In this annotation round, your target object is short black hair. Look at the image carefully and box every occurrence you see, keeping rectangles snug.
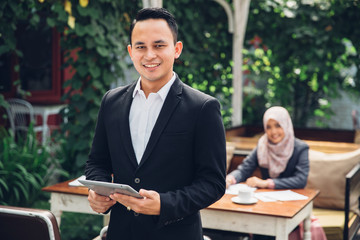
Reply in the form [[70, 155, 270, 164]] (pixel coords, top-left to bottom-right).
[[129, 8, 178, 45]]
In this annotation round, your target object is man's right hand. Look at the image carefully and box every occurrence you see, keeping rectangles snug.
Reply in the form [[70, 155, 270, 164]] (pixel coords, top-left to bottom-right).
[[88, 189, 116, 214]]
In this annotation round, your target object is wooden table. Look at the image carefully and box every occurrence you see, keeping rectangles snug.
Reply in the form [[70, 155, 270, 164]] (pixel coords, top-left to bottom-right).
[[42, 179, 109, 226], [43, 180, 318, 240], [201, 189, 319, 240]]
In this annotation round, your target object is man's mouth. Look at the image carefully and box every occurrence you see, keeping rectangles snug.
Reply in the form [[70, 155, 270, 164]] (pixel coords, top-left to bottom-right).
[[144, 64, 160, 68]]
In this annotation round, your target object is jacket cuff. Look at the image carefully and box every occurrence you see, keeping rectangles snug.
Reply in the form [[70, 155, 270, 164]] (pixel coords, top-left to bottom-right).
[[266, 179, 275, 189]]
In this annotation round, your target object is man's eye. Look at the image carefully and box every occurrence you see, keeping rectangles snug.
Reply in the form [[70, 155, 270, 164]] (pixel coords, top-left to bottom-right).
[[155, 44, 165, 48], [136, 46, 145, 49]]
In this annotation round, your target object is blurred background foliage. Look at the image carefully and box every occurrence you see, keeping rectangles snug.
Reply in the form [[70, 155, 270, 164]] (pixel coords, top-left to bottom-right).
[[1, 0, 360, 239], [0, 123, 66, 206], [245, 0, 360, 127], [1, 0, 359, 178]]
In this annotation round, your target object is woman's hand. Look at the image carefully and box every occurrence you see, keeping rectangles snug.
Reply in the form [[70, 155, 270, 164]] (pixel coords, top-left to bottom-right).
[[226, 175, 236, 189], [246, 176, 269, 188]]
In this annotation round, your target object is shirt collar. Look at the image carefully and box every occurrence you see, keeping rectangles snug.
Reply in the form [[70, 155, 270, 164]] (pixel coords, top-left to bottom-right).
[[132, 72, 176, 101]]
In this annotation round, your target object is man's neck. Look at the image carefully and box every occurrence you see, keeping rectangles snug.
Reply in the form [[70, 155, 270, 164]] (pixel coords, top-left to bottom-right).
[[140, 74, 174, 98]]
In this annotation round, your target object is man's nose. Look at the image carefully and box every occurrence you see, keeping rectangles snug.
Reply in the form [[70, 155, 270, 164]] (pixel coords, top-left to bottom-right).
[[145, 49, 156, 59]]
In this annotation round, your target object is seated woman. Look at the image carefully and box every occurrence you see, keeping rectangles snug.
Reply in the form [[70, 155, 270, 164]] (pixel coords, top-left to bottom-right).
[[226, 106, 309, 189]]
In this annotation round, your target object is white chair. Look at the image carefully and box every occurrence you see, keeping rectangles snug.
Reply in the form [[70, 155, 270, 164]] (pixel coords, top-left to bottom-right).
[[5, 98, 43, 139]]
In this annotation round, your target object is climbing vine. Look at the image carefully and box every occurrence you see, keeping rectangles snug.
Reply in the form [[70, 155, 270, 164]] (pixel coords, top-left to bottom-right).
[[1, 0, 360, 177]]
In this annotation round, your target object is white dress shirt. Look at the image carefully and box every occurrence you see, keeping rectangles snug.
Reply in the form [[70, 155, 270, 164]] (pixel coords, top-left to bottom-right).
[[129, 73, 176, 163]]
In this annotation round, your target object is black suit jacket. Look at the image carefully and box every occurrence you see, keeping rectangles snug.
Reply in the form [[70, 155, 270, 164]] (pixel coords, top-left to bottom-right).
[[85, 76, 226, 240]]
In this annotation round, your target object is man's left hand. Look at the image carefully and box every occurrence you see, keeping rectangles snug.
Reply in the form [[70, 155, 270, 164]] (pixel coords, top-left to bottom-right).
[[110, 189, 161, 215]]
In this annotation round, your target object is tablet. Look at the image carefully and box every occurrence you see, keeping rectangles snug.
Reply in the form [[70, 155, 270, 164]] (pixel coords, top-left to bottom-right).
[[78, 179, 143, 199]]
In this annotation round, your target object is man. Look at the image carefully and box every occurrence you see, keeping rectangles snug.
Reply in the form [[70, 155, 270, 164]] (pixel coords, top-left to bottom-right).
[[85, 7, 226, 240]]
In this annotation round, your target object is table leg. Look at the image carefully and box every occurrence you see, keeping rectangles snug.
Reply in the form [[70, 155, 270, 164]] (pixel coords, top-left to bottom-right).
[[303, 214, 311, 240], [50, 193, 63, 226], [275, 220, 288, 240], [103, 214, 110, 226]]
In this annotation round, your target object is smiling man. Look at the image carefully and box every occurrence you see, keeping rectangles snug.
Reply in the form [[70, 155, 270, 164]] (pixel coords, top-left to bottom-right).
[[85, 8, 226, 240]]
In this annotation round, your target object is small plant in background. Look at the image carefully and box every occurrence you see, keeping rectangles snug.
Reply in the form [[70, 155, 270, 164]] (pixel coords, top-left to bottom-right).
[[60, 212, 103, 240], [0, 123, 68, 207]]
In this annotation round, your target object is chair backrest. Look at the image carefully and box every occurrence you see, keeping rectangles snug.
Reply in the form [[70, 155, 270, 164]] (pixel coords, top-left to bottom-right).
[[0, 205, 61, 240], [6, 98, 35, 133], [344, 162, 360, 240]]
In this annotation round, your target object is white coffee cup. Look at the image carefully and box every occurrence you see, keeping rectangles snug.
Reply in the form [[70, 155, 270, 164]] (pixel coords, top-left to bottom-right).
[[237, 185, 255, 202]]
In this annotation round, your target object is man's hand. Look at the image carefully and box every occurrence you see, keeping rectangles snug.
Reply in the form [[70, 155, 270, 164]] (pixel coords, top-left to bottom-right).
[[88, 189, 116, 214], [110, 189, 161, 215]]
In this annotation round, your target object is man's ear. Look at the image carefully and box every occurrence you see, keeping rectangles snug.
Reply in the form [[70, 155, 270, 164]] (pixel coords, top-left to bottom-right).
[[127, 45, 132, 59], [174, 41, 183, 59]]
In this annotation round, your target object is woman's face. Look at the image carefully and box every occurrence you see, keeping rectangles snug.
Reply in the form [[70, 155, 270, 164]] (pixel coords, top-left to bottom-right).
[[265, 119, 285, 144]]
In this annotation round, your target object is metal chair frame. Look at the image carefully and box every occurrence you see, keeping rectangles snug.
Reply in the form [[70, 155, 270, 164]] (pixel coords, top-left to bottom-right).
[[5, 98, 43, 137]]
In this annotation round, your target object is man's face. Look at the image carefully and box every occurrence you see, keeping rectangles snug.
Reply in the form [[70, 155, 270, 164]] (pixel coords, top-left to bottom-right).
[[128, 19, 182, 87]]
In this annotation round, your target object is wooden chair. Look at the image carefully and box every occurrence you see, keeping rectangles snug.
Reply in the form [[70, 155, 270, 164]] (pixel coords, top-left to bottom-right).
[[0, 205, 61, 240], [344, 162, 360, 240]]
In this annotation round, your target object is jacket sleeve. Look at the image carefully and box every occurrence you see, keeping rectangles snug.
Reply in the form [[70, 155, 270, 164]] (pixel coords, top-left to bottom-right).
[[273, 142, 309, 189], [228, 148, 259, 183]]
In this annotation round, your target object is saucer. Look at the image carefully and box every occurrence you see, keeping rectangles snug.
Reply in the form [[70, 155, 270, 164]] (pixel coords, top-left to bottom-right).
[[231, 196, 258, 205]]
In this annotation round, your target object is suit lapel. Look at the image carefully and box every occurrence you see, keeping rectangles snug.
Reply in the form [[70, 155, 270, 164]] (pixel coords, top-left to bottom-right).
[[118, 83, 138, 168], [137, 77, 183, 169]]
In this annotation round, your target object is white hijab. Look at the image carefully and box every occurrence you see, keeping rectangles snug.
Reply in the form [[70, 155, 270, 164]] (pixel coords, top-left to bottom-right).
[[257, 106, 295, 178]]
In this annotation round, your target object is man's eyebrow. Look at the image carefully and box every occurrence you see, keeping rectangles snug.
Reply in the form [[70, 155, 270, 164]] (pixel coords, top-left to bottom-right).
[[154, 40, 166, 44], [134, 41, 145, 46], [133, 40, 168, 46]]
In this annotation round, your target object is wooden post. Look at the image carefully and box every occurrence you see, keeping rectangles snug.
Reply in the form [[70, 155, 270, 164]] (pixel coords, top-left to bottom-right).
[[142, 0, 163, 8], [232, 0, 250, 126]]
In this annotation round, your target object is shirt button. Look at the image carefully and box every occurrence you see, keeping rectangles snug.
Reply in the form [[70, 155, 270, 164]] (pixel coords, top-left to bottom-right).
[[134, 178, 140, 184]]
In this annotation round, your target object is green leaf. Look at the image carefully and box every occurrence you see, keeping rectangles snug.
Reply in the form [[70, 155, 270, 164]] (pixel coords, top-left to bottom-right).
[[14, 181, 29, 200], [85, 24, 96, 37], [75, 24, 87, 37], [103, 70, 116, 85], [92, 80, 104, 90], [89, 66, 101, 78], [75, 153, 88, 168], [0, 45, 10, 55], [89, 108, 99, 120], [0, 178, 9, 192], [30, 14, 40, 26], [85, 38, 96, 49], [77, 64, 88, 77], [96, 46, 109, 57], [47, 17, 56, 27]]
